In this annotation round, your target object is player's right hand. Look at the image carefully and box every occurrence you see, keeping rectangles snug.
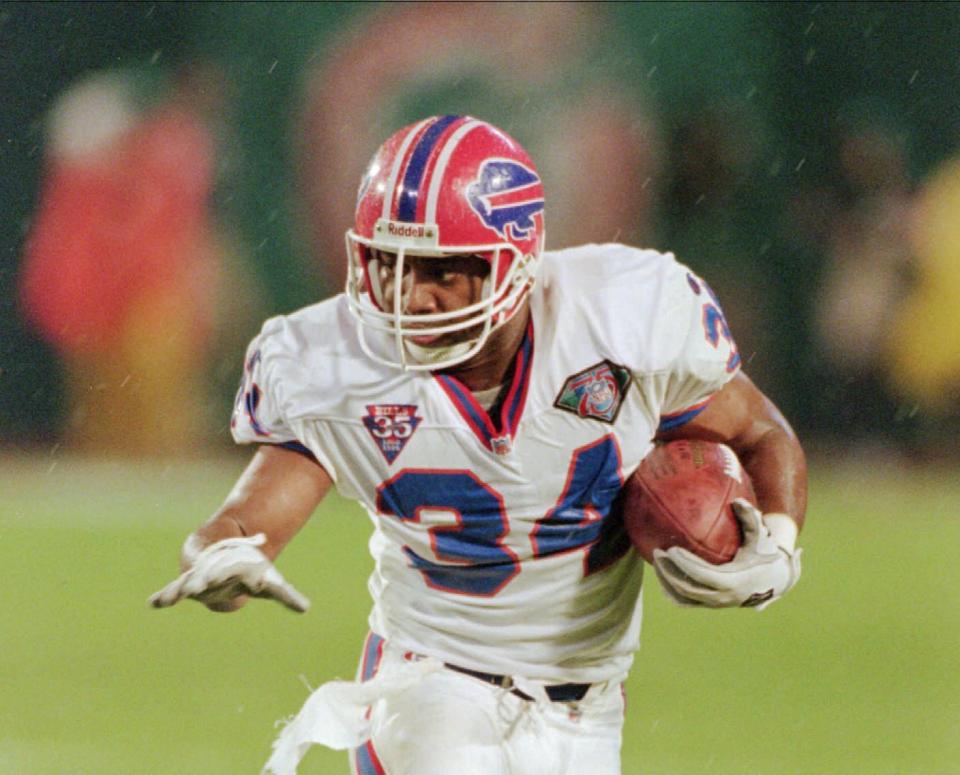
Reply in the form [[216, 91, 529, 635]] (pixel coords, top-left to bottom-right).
[[652, 500, 801, 610], [148, 533, 310, 613]]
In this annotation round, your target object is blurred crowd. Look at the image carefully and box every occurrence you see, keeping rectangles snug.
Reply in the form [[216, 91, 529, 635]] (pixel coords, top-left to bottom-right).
[[783, 110, 960, 456], [13, 4, 960, 459], [17, 63, 259, 455]]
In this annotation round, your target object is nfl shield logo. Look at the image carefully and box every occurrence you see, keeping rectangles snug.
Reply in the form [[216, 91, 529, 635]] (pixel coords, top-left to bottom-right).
[[554, 360, 632, 424]]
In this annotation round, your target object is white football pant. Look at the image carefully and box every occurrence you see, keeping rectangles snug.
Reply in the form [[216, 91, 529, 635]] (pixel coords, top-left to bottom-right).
[[350, 634, 626, 775]]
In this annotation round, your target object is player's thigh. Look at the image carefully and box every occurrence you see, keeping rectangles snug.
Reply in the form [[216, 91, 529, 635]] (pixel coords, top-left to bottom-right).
[[368, 669, 509, 775], [533, 684, 625, 775]]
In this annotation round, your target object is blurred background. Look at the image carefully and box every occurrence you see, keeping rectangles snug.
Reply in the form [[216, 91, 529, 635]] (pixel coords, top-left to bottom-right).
[[2, 3, 959, 774], [3, 1, 960, 457]]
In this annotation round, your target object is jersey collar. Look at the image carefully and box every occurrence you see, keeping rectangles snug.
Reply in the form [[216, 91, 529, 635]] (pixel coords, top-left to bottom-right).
[[433, 320, 534, 455]]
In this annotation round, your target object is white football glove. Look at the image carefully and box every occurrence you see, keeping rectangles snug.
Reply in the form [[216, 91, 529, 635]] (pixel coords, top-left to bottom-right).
[[653, 499, 801, 610], [149, 533, 310, 613]]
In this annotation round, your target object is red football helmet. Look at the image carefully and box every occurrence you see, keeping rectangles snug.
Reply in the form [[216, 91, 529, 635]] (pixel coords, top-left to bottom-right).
[[345, 115, 545, 370]]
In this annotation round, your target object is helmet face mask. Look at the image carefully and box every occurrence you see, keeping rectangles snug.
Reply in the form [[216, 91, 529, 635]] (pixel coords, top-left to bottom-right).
[[345, 116, 545, 371]]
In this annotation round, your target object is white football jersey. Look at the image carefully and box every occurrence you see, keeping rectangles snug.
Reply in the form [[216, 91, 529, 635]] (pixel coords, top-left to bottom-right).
[[232, 244, 740, 684]]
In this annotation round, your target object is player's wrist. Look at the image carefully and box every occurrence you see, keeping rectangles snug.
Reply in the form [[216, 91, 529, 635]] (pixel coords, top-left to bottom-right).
[[763, 513, 798, 553]]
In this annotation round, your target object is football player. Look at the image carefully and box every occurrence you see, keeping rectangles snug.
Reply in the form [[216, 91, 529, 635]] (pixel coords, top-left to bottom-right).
[[151, 115, 806, 775]]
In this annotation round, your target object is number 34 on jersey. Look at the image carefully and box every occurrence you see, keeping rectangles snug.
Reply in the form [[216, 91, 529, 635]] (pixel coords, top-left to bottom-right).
[[375, 434, 629, 597]]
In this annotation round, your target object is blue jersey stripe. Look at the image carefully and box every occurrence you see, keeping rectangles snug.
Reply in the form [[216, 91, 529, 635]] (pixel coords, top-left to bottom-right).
[[396, 114, 461, 222], [501, 323, 534, 433], [277, 440, 317, 463], [437, 374, 495, 444], [434, 321, 534, 452], [360, 632, 385, 681], [353, 633, 386, 774], [355, 740, 385, 775], [657, 399, 711, 432]]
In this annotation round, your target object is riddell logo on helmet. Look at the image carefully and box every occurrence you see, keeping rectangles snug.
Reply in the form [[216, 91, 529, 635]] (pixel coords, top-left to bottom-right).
[[387, 222, 427, 238], [374, 219, 440, 247]]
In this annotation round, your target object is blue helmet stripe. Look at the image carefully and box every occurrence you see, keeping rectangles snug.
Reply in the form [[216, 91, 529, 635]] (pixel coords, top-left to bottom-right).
[[396, 114, 461, 222]]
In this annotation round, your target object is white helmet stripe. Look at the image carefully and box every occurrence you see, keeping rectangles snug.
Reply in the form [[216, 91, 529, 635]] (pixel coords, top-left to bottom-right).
[[424, 119, 483, 225], [380, 118, 433, 221]]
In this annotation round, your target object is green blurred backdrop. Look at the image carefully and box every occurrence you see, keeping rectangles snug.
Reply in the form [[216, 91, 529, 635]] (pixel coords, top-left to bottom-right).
[[3, 1, 960, 450]]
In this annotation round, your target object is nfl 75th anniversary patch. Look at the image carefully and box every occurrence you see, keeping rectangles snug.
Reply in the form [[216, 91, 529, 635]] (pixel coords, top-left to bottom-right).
[[554, 360, 632, 424]]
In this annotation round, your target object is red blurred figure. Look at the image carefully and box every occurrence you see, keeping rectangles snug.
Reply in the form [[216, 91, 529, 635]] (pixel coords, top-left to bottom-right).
[[20, 67, 224, 454]]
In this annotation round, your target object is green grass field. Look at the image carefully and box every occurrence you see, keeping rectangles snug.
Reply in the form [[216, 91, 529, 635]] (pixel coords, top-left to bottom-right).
[[2, 454, 958, 774]]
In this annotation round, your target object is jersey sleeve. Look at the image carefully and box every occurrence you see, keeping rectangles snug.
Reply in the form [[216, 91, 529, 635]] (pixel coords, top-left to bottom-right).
[[230, 317, 338, 477], [230, 326, 295, 444], [657, 265, 741, 432]]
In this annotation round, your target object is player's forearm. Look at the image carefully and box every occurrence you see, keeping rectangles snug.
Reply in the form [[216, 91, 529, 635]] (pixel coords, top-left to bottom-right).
[[176, 497, 306, 614], [701, 372, 808, 530], [736, 422, 807, 531], [178, 445, 333, 573]]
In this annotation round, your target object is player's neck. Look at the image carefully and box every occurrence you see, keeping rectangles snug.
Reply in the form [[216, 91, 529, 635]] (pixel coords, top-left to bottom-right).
[[438, 304, 530, 392]]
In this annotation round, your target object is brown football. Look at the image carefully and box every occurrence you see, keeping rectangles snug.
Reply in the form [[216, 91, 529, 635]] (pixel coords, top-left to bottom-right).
[[623, 440, 757, 564]]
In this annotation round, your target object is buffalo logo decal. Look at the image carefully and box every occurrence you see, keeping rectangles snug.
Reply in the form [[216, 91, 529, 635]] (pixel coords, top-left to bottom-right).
[[466, 159, 544, 240], [554, 361, 632, 424]]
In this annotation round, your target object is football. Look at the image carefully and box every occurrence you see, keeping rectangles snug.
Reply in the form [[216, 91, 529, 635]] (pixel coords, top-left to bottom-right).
[[622, 439, 757, 564]]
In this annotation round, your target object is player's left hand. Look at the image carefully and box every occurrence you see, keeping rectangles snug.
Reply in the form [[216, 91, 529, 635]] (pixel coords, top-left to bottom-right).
[[652, 499, 801, 610], [149, 533, 310, 613]]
